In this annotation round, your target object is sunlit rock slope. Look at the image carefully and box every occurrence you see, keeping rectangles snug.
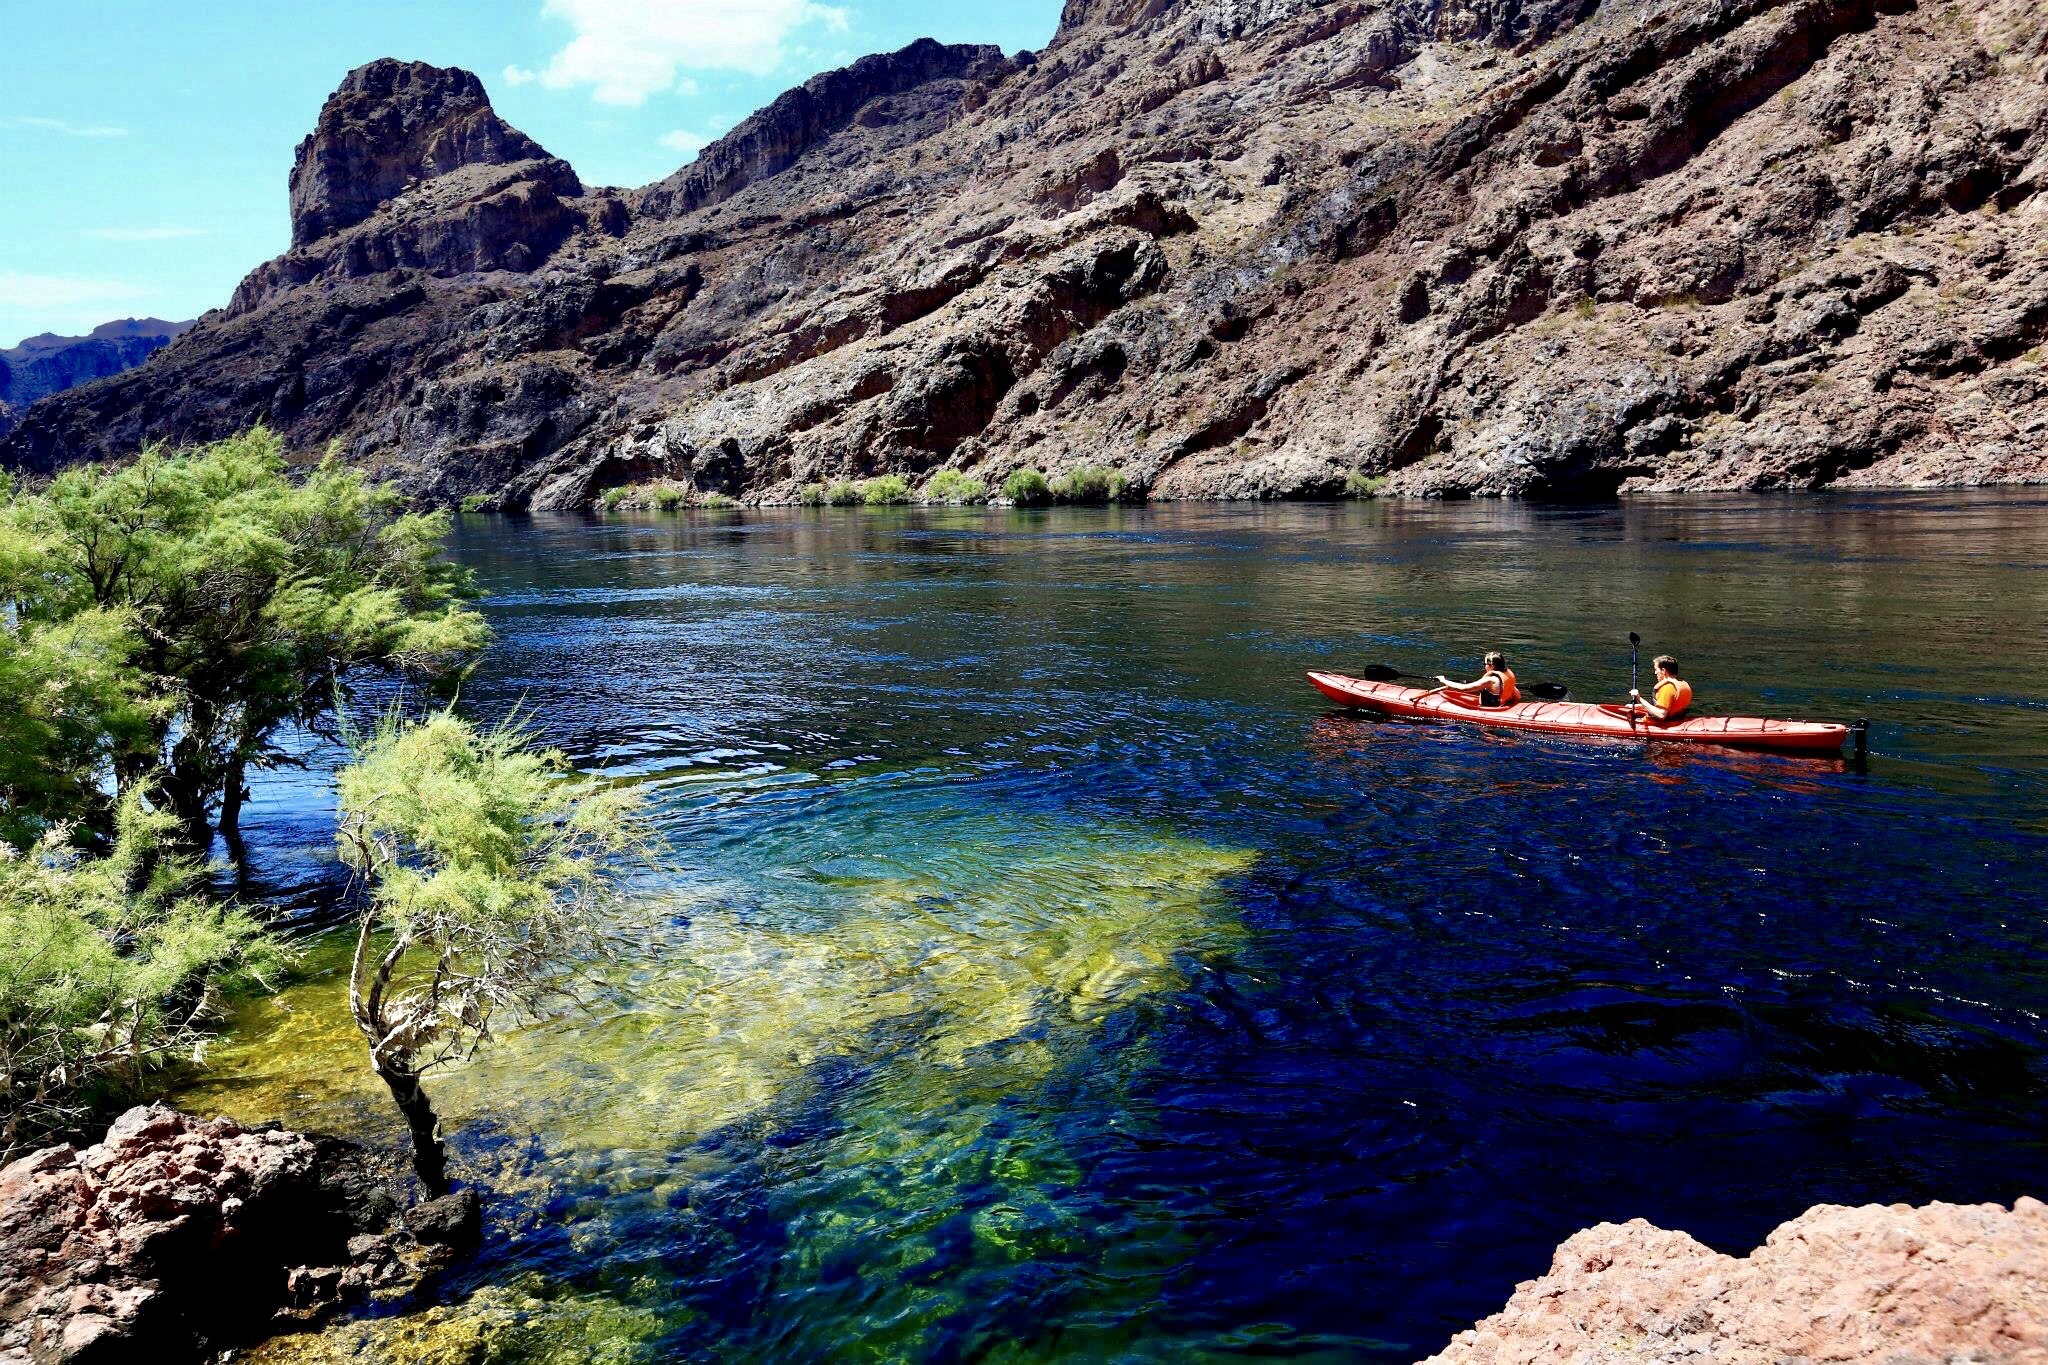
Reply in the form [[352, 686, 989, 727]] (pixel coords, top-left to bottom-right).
[[6, 0, 2046, 504]]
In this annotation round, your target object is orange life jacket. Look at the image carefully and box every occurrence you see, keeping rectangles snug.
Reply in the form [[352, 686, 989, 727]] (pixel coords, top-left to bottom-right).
[[1493, 668, 1519, 706], [1654, 677, 1693, 718]]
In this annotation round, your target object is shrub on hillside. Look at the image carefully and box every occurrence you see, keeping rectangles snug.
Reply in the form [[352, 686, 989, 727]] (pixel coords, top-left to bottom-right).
[[1051, 464, 1128, 504], [1002, 468, 1052, 506]]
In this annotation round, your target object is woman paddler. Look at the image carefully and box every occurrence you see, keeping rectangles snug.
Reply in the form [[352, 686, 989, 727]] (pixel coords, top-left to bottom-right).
[[1422, 652, 1519, 709]]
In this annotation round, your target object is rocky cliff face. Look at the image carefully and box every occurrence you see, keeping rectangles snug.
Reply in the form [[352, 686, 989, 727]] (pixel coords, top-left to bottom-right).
[[6, 0, 2046, 503], [0, 320, 190, 441]]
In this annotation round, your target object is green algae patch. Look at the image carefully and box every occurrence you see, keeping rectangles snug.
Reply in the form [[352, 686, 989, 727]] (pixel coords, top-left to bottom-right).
[[244, 1276, 664, 1364], [181, 818, 1254, 1163], [178, 812, 1256, 1360]]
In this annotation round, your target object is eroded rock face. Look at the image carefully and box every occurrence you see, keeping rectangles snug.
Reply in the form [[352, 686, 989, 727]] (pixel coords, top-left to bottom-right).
[[1424, 1197, 2048, 1365], [0, 1104, 475, 1364], [7, 0, 2047, 503], [288, 59, 565, 248], [0, 320, 190, 440]]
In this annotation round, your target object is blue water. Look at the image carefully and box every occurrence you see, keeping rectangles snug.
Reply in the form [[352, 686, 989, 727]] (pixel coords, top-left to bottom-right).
[[209, 495, 2048, 1361]]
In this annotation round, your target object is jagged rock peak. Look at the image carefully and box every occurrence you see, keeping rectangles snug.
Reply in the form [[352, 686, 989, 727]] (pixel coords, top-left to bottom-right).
[[289, 58, 566, 247], [638, 38, 1013, 219], [1056, 0, 1179, 37]]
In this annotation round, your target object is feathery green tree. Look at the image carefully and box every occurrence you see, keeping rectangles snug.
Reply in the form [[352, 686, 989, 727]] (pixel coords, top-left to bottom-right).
[[0, 429, 488, 849], [0, 795, 282, 1157], [336, 709, 644, 1195]]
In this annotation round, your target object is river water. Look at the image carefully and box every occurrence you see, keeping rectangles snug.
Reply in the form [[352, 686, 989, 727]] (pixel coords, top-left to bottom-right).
[[182, 494, 2048, 1362]]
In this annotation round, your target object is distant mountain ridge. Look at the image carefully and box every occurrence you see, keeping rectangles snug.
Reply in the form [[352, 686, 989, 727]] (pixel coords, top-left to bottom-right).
[[4, 0, 2046, 502], [0, 319, 193, 440]]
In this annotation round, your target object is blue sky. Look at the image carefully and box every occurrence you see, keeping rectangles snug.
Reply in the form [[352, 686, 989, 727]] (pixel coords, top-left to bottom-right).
[[0, 0, 1063, 347]]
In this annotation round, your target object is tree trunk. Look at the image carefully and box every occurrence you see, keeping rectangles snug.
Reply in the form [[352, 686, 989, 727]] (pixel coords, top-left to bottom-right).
[[218, 755, 249, 865], [377, 1066, 451, 1197], [160, 748, 216, 852]]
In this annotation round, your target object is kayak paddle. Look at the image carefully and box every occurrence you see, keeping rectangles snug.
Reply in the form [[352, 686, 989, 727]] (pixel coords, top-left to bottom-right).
[[1358, 663, 1569, 702]]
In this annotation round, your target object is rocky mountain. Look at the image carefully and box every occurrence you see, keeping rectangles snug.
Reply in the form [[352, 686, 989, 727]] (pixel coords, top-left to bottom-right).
[[5, 0, 2046, 504], [0, 319, 190, 440]]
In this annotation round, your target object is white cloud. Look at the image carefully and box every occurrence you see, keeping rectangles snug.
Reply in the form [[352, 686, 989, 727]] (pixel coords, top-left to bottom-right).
[[503, 65, 538, 86], [8, 115, 131, 138], [0, 272, 150, 310], [658, 129, 711, 157], [86, 226, 206, 242], [522, 0, 850, 105]]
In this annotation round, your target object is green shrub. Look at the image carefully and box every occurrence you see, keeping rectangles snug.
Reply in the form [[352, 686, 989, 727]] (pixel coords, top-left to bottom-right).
[[459, 493, 493, 514], [1003, 468, 1052, 506], [648, 485, 687, 510], [694, 491, 739, 509], [0, 428, 485, 847], [823, 480, 864, 507], [1572, 296, 1597, 320], [598, 486, 630, 512], [922, 469, 988, 504], [858, 475, 912, 506], [1346, 471, 1390, 499], [1051, 463, 1128, 505], [798, 483, 829, 506], [1, 796, 284, 1156]]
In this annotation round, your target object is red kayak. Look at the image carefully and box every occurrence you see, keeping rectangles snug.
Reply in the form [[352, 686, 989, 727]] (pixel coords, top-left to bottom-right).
[[1306, 672, 1861, 754]]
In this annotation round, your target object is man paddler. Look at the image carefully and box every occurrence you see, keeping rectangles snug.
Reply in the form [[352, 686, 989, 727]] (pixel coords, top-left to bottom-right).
[[1628, 654, 1693, 720]]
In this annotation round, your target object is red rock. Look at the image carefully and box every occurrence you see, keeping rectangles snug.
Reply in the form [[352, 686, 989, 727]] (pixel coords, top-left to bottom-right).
[[0, 1105, 458, 1364], [1423, 1197, 2048, 1365]]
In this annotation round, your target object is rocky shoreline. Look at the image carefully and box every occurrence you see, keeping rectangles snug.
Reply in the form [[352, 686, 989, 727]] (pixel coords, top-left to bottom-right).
[[0, 1106, 476, 1364], [5, 1103, 2041, 1362]]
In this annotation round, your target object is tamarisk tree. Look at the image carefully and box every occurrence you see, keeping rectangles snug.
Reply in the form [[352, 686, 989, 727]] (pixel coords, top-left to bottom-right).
[[335, 709, 643, 1195], [0, 429, 488, 849]]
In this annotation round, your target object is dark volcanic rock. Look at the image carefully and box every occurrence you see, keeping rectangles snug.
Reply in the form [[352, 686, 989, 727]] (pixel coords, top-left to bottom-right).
[[8, 0, 2048, 503], [0, 320, 190, 439], [289, 59, 565, 248], [639, 38, 1013, 220], [0, 1105, 470, 1364]]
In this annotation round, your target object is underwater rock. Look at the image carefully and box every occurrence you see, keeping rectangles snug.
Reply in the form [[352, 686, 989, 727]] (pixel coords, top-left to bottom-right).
[[0, 1104, 470, 1364], [1424, 1197, 2048, 1365]]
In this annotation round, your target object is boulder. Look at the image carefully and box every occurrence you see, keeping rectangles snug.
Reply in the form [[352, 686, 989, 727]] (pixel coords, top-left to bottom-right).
[[0, 1105, 472, 1364], [1424, 1197, 2048, 1365]]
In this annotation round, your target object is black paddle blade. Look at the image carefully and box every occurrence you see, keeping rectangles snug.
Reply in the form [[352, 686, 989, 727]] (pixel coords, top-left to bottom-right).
[[1359, 664, 1403, 682], [1629, 631, 1640, 646], [1526, 682, 1571, 701]]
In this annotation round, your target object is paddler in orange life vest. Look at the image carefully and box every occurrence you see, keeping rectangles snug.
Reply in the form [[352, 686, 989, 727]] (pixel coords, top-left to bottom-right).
[[1628, 654, 1694, 721], [1423, 651, 1520, 709]]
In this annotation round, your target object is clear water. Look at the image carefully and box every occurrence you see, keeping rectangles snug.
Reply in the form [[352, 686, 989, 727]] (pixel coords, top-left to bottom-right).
[[183, 495, 2048, 1363]]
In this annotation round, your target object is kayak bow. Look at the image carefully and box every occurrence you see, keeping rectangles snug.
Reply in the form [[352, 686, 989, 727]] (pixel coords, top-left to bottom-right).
[[1306, 671, 1858, 754]]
